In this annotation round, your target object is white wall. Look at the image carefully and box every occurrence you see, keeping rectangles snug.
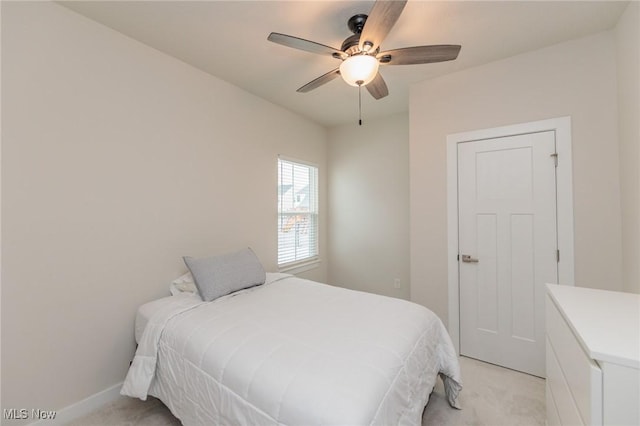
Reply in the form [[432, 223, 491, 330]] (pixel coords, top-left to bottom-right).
[[327, 113, 410, 300], [615, 2, 640, 295], [410, 32, 623, 324], [1, 1, 327, 420]]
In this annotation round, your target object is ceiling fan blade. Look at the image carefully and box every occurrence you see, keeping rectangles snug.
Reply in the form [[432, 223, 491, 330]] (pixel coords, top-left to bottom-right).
[[377, 45, 461, 65], [358, 0, 407, 53], [297, 68, 341, 93], [268, 33, 346, 59], [366, 72, 389, 100]]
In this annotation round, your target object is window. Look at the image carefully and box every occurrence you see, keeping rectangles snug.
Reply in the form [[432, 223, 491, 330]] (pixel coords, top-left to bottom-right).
[[277, 157, 319, 269]]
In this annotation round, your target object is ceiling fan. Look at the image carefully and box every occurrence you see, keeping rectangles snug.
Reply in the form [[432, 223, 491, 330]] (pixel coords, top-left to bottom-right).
[[267, 0, 461, 102]]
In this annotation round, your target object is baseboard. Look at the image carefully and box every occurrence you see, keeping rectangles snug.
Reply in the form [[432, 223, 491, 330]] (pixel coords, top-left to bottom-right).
[[28, 382, 123, 426]]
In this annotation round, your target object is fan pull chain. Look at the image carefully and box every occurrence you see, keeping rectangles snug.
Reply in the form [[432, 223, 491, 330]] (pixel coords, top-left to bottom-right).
[[358, 83, 363, 126]]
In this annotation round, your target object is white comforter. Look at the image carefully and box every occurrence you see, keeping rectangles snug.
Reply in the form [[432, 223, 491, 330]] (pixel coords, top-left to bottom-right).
[[122, 274, 462, 425]]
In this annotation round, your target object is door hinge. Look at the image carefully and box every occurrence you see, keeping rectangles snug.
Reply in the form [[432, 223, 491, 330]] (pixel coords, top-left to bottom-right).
[[551, 152, 558, 167], [457, 254, 460, 261], [556, 249, 560, 263]]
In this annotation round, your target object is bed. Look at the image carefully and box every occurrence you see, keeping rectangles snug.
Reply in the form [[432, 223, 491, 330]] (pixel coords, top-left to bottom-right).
[[122, 270, 462, 425]]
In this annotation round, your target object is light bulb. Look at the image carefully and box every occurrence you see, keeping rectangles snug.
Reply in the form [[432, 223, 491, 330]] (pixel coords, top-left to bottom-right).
[[339, 54, 379, 87]]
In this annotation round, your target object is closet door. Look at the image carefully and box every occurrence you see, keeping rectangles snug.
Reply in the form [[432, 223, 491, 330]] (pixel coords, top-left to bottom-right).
[[458, 131, 558, 377]]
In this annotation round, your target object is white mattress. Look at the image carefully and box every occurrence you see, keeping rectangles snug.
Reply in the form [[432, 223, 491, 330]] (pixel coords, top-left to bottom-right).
[[123, 274, 462, 425]]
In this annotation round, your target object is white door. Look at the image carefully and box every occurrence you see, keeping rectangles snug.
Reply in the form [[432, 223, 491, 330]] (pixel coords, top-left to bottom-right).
[[458, 131, 558, 377]]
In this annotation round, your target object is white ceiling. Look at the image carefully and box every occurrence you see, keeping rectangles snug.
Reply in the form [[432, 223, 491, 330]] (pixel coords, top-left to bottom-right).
[[59, 1, 628, 127]]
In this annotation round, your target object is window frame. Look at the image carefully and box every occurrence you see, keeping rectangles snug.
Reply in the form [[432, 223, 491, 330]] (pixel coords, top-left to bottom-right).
[[277, 155, 320, 273]]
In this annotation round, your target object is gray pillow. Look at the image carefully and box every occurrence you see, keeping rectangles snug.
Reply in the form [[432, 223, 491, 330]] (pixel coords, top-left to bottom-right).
[[183, 248, 266, 301]]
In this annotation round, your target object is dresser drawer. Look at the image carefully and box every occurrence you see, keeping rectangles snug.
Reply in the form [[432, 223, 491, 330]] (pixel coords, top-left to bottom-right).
[[546, 336, 584, 425], [546, 295, 602, 425], [545, 381, 562, 426]]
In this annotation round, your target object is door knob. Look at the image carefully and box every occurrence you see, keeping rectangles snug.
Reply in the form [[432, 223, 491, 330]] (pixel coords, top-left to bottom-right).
[[461, 254, 479, 263]]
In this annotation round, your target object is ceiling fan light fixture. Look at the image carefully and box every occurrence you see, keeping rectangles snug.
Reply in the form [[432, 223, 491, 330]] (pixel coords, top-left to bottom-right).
[[339, 54, 379, 87]]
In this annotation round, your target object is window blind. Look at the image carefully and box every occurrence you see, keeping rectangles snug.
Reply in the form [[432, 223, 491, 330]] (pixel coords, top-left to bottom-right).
[[277, 158, 318, 268]]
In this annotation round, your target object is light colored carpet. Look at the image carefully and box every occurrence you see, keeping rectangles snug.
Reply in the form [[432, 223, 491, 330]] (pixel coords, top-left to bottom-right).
[[422, 356, 545, 426], [67, 356, 545, 426]]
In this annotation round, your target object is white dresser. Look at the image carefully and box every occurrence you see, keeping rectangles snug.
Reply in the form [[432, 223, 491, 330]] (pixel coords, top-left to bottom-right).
[[546, 284, 640, 426]]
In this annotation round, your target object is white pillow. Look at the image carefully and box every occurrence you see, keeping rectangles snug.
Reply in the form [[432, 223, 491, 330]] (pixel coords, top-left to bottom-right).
[[169, 272, 199, 296]]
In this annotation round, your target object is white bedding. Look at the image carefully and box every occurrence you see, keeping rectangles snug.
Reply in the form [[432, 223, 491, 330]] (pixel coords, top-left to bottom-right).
[[122, 274, 462, 425], [134, 293, 200, 344]]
